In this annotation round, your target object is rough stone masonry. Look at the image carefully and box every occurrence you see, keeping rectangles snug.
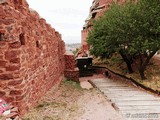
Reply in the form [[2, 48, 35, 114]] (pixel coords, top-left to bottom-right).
[[0, 0, 79, 114]]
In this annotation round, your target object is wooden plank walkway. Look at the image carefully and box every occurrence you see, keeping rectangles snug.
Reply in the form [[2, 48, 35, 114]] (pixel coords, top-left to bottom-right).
[[90, 78, 160, 120]]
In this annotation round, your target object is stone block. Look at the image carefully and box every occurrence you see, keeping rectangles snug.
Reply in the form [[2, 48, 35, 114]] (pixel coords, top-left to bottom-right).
[[5, 50, 20, 60], [0, 91, 5, 97], [10, 58, 20, 64], [10, 90, 23, 96], [0, 60, 7, 67], [8, 79, 23, 86], [4, 97, 14, 103], [64, 67, 79, 81], [9, 42, 21, 48], [64, 54, 76, 70], [0, 74, 13, 80], [6, 65, 20, 71]]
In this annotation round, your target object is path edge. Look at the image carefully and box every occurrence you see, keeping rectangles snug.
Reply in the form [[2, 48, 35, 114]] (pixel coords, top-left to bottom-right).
[[92, 66, 160, 96]]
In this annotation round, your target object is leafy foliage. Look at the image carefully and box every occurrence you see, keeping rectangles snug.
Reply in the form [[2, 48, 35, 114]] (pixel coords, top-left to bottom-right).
[[88, 0, 160, 79]]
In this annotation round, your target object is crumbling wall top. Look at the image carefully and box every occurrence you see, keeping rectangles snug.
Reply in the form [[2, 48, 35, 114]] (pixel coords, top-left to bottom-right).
[[0, 0, 29, 10]]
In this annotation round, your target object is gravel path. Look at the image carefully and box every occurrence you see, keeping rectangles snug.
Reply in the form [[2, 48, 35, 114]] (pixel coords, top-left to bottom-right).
[[22, 79, 123, 120], [73, 89, 123, 120]]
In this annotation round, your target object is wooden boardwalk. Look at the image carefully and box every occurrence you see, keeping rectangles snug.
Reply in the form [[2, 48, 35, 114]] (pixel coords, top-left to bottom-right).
[[90, 78, 160, 120]]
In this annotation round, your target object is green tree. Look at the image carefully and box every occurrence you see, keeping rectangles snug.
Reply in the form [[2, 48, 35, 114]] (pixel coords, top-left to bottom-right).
[[88, 0, 160, 79]]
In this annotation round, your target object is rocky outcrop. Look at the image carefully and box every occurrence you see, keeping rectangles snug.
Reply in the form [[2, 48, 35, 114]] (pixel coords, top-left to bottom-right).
[[81, 0, 125, 52], [0, 0, 65, 114]]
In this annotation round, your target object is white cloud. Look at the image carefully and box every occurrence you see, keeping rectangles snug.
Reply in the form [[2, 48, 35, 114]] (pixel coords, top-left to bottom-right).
[[26, 0, 92, 43]]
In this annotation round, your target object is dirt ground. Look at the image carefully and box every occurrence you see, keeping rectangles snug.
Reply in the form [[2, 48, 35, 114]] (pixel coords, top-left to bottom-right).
[[22, 79, 123, 120]]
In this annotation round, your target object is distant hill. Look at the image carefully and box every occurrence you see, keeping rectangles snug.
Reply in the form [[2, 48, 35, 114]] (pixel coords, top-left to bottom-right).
[[66, 43, 81, 53]]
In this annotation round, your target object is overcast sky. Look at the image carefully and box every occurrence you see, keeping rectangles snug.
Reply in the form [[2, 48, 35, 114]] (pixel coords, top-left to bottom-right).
[[26, 0, 93, 43]]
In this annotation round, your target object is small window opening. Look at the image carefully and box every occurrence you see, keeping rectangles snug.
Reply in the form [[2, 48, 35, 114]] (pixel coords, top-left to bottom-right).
[[36, 41, 40, 48], [0, 33, 4, 41], [19, 33, 25, 45]]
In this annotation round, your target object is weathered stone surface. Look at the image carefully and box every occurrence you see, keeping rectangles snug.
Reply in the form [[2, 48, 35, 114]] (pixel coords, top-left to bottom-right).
[[4, 96, 14, 103], [0, 60, 7, 67], [64, 53, 75, 70], [9, 41, 21, 48], [5, 50, 21, 60], [81, 0, 125, 52], [0, 74, 13, 80], [64, 52, 79, 81], [0, 0, 66, 114], [8, 79, 23, 86], [10, 90, 23, 96], [64, 67, 79, 81], [10, 58, 20, 64], [0, 91, 6, 97], [6, 65, 20, 71]]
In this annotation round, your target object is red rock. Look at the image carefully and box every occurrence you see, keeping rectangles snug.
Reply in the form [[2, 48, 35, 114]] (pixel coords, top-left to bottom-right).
[[64, 65, 79, 81], [3, 19, 16, 25], [0, 41, 7, 48], [0, 4, 4, 13], [0, 74, 13, 80], [0, 91, 6, 97], [64, 54, 76, 70], [5, 50, 20, 60], [0, 29, 6, 33], [16, 94, 25, 101], [8, 79, 23, 86], [80, 0, 125, 52], [10, 90, 23, 96], [9, 42, 21, 48], [10, 58, 20, 64], [0, 55, 3, 60], [0, 69, 4, 73], [0, 60, 7, 67], [5, 97, 14, 103], [6, 65, 20, 71]]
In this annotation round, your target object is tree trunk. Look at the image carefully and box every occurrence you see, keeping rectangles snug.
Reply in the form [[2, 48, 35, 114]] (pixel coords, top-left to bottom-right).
[[139, 67, 146, 80], [139, 49, 158, 80], [119, 51, 133, 74], [126, 61, 133, 74]]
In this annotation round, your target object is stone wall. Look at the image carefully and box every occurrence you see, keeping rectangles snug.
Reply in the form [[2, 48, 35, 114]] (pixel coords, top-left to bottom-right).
[[81, 29, 89, 51], [64, 53, 79, 81], [0, 0, 65, 113]]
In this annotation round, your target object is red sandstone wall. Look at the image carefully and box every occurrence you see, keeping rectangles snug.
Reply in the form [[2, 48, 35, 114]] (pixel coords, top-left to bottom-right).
[[64, 53, 79, 81], [81, 29, 89, 51], [0, 0, 65, 113], [99, 0, 111, 6]]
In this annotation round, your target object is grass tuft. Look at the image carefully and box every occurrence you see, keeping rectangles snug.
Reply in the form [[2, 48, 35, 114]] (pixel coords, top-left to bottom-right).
[[63, 79, 82, 91]]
